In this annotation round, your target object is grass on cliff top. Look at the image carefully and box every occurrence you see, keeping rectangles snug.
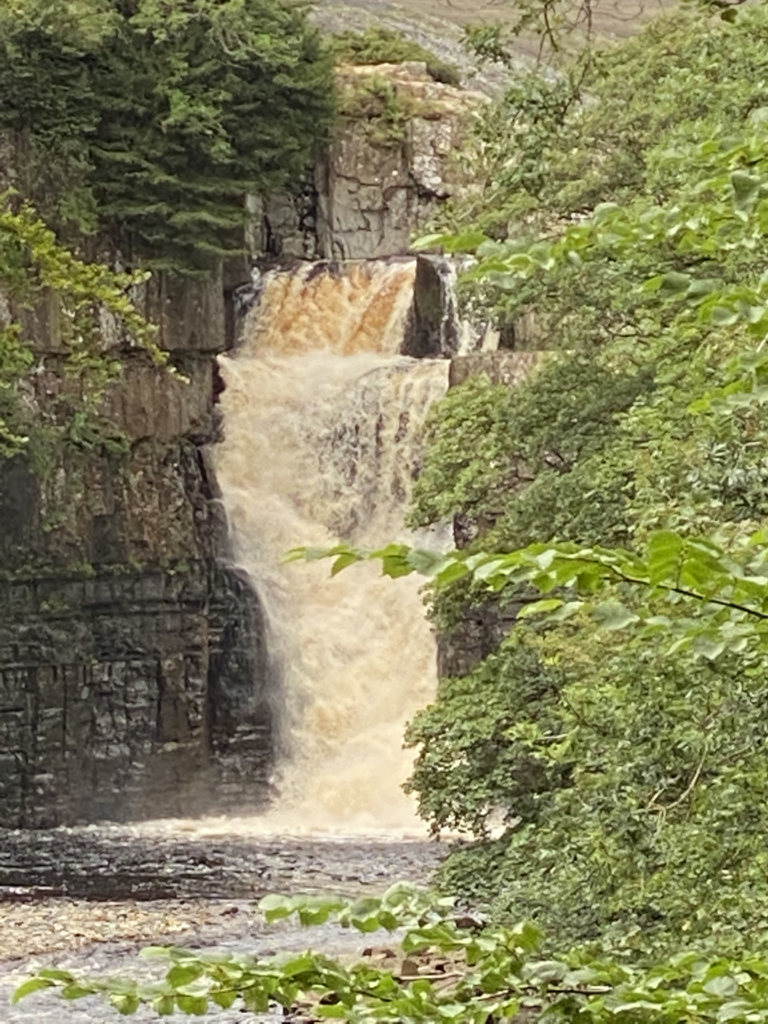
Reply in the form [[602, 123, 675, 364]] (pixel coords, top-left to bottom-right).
[[331, 27, 462, 85]]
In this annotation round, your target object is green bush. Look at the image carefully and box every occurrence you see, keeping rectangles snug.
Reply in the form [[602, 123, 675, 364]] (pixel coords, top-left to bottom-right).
[[332, 27, 462, 86], [399, 3, 768, 957], [338, 75, 417, 143]]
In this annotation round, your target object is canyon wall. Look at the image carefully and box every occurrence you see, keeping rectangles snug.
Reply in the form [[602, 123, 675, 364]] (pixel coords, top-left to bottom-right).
[[0, 274, 273, 828], [251, 62, 484, 263]]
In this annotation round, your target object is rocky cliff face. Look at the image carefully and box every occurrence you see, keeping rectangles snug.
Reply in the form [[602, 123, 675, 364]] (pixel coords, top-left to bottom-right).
[[252, 61, 485, 262], [0, 274, 273, 828]]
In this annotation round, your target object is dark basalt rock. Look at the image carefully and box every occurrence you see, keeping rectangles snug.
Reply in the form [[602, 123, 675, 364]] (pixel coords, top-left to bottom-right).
[[402, 255, 462, 358], [0, 272, 275, 829]]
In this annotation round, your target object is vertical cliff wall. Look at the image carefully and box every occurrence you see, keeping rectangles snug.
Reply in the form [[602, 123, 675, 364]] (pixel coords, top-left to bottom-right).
[[252, 61, 485, 262], [0, 273, 273, 828]]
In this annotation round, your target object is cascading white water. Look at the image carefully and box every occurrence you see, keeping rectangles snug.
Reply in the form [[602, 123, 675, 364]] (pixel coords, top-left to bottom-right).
[[212, 260, 449, 835]]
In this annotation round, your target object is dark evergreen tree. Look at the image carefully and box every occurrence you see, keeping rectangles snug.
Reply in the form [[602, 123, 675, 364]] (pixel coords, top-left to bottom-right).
[[0, 0, 335, 271]]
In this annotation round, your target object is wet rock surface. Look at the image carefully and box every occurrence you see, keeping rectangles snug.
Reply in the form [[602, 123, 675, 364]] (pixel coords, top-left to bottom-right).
[[0, 824, 446, 1022], [0, 267, 274, 833]]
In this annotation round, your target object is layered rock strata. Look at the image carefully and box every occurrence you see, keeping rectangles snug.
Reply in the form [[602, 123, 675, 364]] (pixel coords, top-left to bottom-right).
[[0, 61, 487, 828], [252, 62, 485, 262], [0, 274, 273, 828]]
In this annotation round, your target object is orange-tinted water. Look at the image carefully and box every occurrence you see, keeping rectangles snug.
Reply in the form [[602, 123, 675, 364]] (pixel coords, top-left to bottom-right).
[[211, 262, 449, 835]]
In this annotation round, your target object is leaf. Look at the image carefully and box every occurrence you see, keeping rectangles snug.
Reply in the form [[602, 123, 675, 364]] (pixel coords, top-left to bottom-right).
[[282, 546, 310, 563], [211, 991, 238, 1009], [516, 597, 564, 620], [369, 543, 410, 560], [547, 600, 584, 621], [647, 530, 684, 585], [279, 953, 318, 977], [433, 560, 471, 586], [297, 895, 346, 925], [523, 960, 568, 984], [718, 999, 755, 1020], [110, 992, 141, 1015], [709, 304, 740, 326], [592, 600, 640, 630], [474, 557, 512, 582], [732, 170, 761, 210], [658, 271, 693, 296], [444, 231, 490, 254], [153, 994, 177, 1015], [685, 277, 723, 304], [406, 548, 452, 574], [331, 551, 361, 576], [242, 986, 271, 1012], [167, 963, 205, 988], [302, 546, 338, 563], [176, 994, 209, 1014], [62, 983, 96, 999], [703, 974, 739, 998], [38, 969, 76, 983], [412, 232, 449, 250], [259, 894, 296, 922], [381, 554, 414, 578], [13, 978, 55, 1002]]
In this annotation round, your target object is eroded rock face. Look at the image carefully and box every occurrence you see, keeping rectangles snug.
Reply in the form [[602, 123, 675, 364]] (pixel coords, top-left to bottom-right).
[[402, 255, 469, 357], [0, 63, 484, 828], [0, 273, 274, 828], [319, 62, 484, 259], [254, 62, 485, 262], [437, 603, 523, 679], [449, 351, 543, 388]]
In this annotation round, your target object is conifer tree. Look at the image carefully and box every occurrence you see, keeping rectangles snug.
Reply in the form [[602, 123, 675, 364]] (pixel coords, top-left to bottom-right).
[[0, 0, 335, 271]]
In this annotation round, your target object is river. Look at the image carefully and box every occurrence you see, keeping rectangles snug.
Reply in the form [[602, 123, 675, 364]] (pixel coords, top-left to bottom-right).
[[0, 823, 446, 1021]]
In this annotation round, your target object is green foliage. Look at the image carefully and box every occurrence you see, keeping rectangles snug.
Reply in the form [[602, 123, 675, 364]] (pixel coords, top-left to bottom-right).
[[23, 886, 768, 1018], [0, 192, 160, 462], [430, 7, 768, 337], [338, 75, 418, 144], [331, 27, 462, 86], [0, 0, 118, 52], [436, 628, 768, 953], [0, 0, 335, 271], [404, 629, 565, 837], [405, 374, 522, 533], [293, 2, 768, 957], [408, 358, 652, 549]]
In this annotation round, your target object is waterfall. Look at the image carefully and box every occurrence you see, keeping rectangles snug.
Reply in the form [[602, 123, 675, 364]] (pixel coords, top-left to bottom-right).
[[212, 261, 449, 834]]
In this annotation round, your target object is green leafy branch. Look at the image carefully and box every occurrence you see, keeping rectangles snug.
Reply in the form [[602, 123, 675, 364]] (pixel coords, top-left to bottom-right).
[[0, 192, 163, 458], [287, 528, 768, 660], [19, 884, 768, 1020], [416, 117, 768, 411]]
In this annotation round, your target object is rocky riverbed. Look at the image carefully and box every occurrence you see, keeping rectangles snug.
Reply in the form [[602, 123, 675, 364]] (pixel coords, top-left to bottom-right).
[[0, 822, 447, 1022]]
